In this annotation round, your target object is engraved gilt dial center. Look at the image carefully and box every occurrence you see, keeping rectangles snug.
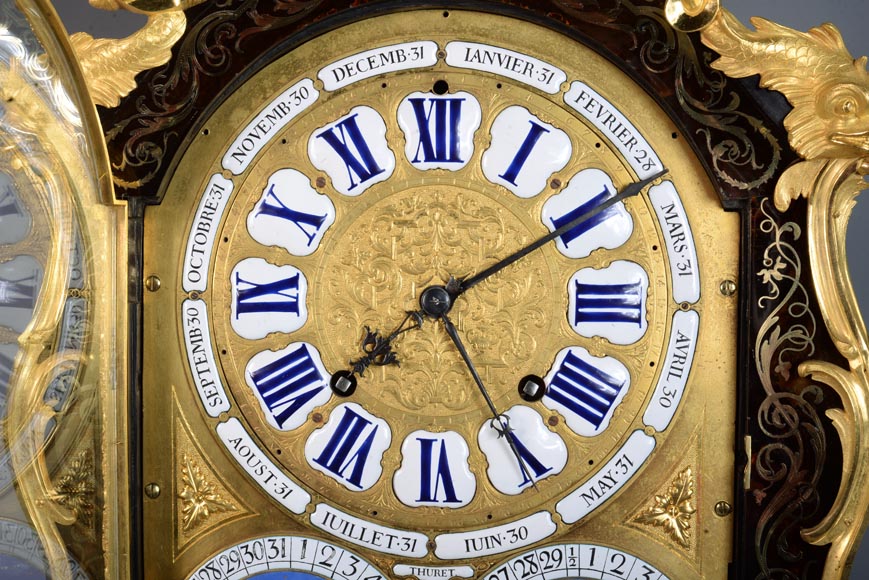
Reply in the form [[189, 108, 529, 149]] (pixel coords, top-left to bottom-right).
[[314, 184, 556, 420]]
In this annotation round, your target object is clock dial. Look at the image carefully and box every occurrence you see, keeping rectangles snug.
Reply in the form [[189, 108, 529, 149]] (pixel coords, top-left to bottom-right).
[[188, 535, 389, 580], [0, 167, 47, 497], [489, 543, 670, 580], [0, 125, 94, 492], [208, 65, 673, 532], [144, 8, 738, 577]]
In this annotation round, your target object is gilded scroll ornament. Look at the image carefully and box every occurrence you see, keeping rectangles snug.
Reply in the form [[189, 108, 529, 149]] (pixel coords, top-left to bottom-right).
[[635, 467, 696, 548], [90, 0, 207, 13], [702, 10, 869, 579], [2, 3, 128, 580], [702, 10, 869, 174], [70, 9, 186, 108], [665, 0, 719, 32], [2, 47, 79, 580]]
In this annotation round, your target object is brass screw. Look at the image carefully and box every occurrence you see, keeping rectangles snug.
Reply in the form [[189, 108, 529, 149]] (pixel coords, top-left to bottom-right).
[[145, 275, 161, 292], [720, 279, 737, 297], [145, 483, 161, 499], [548, 415, 559, 427], [316, 177, 327, 188], [714, 500, 732, 516]]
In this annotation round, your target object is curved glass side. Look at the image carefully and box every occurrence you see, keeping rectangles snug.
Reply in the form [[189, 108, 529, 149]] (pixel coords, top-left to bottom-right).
[[0, 1, 128, 579]]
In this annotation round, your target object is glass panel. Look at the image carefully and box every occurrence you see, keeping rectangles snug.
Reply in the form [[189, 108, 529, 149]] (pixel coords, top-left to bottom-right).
[[0, 2, 127, 579]]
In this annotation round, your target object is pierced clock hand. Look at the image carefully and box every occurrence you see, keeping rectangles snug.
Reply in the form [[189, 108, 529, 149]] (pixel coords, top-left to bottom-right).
[[449, 168, 669, 298], [330, 310, 423, 396], [350, 310, 424, 375], [439, 312, 539, 491]]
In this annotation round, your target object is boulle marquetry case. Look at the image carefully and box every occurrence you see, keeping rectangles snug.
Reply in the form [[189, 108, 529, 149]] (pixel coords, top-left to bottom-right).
[[1, 0, 868, 578]]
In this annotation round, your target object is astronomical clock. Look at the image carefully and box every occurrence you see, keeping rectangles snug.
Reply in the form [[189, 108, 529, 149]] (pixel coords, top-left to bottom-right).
[[1, 1, 869, 579]]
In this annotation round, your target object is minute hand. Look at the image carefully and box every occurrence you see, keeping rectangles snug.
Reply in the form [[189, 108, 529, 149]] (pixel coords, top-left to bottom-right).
[[440, 313, 538, 490], [454, 168, 669, 296]]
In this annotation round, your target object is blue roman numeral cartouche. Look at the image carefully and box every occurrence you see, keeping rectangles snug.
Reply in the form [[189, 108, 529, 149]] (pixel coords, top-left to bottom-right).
[[0, 187, 23, 219], [498, 120, 550, 185], [315, 113, 385, 191], [0, 272, 39, 309], [416, 437, 460, 503], [257, 184, 328, 246], [408, 97, 466, 164], [248, 344, 325, 429], [313, 406, 380, 489], [574, 279, 643, 326], [550, 186, 617, 247], [546, 350, 627, 430], [234, 271, 300, 317], [509, 431, 553, 488], [0, 349, 13, 388]]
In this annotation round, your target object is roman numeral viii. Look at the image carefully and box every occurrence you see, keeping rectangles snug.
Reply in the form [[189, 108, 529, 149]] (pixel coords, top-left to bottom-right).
[[246, 342, 329, 431]]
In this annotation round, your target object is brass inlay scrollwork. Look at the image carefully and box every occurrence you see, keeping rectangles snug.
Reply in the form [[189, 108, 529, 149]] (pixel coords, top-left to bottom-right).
[[751, 199, 827, 576], [703, 11, 869, 579], [101, 0, 330, 192], [754, 200, 817, 388], [703, 10, 869, 173], [554, 0, 782, 192]]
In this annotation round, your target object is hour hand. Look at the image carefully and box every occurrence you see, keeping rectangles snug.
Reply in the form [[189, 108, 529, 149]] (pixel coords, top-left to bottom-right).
[[329, 310, 423, 396]]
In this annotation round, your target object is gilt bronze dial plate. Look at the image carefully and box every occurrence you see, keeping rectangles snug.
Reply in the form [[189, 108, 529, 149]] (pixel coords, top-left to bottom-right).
[[143, 9, 738, 579]]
